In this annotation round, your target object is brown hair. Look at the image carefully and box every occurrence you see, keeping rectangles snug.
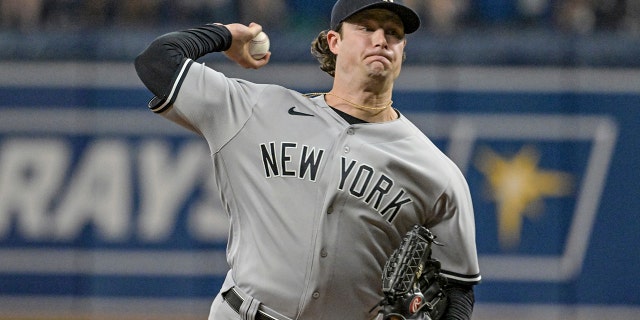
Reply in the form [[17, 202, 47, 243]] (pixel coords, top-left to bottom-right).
[[310, 26, 341, 78]]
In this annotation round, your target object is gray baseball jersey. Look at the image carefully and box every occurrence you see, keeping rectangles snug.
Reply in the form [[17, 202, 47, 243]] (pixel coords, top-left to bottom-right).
[[152, 59, 481, 319]]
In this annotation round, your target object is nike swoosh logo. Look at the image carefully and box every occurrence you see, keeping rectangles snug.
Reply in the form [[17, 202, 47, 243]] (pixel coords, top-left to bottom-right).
[[288, 106, 314, 117]]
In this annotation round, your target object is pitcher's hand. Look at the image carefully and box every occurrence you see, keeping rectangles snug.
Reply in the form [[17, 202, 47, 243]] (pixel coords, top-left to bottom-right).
[[222, 22, 271, 69]]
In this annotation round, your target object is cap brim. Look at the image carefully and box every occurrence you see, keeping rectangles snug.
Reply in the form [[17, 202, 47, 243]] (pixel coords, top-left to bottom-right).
[[348, 2, 421, 34]]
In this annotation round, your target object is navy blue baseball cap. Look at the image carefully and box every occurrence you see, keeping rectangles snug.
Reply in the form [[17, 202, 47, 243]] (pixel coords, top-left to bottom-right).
[[330, 0, 421, 34]]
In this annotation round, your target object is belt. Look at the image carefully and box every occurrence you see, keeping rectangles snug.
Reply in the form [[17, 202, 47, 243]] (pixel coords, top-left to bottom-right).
[[222, 287, 283, 320]]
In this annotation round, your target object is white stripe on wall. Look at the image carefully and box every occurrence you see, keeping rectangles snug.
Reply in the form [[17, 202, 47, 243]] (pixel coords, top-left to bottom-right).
[[2, 62, 640, 93]]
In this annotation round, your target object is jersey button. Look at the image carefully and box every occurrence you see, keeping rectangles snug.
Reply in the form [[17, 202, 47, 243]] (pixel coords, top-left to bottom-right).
[[347, 128, 355, 135], [312, 291, 320, 299], [320, 249, 328, 257], [327, 206, 333, 214], [344, 146, 350, 153]]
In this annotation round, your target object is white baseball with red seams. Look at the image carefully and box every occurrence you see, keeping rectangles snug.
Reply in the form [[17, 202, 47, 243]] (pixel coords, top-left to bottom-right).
[[249, 31, 269, 59]]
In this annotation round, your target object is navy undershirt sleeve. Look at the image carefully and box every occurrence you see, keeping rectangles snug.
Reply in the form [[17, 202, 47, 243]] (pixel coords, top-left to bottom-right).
[[134, 24, 232, 100], [443, 283, 475, 320]]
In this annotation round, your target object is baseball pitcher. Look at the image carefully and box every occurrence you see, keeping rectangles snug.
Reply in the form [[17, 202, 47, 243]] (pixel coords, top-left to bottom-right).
[[135, 0, 481, 319]]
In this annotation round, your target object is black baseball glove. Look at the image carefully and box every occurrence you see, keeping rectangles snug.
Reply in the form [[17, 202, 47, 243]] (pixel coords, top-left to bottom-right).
[[373, 225, 449, 320]]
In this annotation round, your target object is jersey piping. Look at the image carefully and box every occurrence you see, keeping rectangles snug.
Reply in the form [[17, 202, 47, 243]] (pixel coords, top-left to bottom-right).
[[148, 59, 194, 113], [441, 270, 482, 284]]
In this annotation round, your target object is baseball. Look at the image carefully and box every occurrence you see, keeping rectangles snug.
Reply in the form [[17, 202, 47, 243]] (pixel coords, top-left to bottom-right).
[[249, 31, 270, 60]]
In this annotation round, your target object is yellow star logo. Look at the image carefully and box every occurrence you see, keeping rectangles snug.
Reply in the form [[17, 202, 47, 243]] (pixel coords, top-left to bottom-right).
[[475, 145, 573, 249]]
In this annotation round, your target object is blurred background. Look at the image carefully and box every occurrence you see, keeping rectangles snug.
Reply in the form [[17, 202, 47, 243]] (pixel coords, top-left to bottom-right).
[[1, 0, 640, 64], [0, 0, 639, 319]]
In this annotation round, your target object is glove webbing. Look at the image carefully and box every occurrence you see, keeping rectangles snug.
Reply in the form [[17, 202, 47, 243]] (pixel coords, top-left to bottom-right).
[[383, 226, 438, 296], [376, 225, 447, 320]]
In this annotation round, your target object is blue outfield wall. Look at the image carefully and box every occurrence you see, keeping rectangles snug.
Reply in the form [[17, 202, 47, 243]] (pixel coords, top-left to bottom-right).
[[0, 63, 639, 318]]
